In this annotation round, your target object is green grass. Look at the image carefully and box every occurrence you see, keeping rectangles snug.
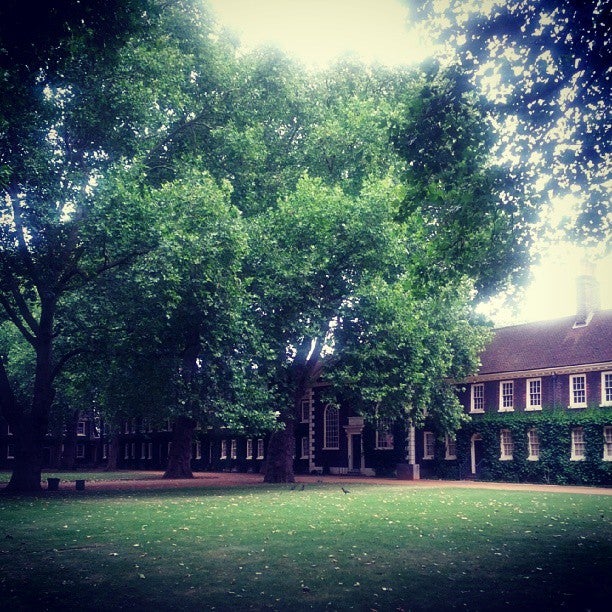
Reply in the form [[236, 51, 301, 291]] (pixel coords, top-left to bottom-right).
[[0, 483, 610, 611]]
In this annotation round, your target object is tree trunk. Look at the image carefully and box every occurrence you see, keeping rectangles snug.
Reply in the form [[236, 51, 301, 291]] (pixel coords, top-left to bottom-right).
[[4, 302, 55, 493], [105, 432, 119, 471], [263, 425, 296, 483], [163, 416, 195, 479], [5, 417, 44, 492]]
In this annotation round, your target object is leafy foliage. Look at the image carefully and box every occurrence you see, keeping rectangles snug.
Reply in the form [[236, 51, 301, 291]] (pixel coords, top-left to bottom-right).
[[457, 408, 612, 485], [413, 0, 610, 245]]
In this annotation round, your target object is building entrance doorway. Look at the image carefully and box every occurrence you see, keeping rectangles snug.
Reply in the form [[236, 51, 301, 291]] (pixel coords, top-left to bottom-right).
[[349, 434, 362, 472]]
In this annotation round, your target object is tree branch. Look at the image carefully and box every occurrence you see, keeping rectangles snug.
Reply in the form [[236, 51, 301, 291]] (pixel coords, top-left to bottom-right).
[[0, 292, 37, 345], [51, 347, 88, 380], [10, 199, 41, 290]]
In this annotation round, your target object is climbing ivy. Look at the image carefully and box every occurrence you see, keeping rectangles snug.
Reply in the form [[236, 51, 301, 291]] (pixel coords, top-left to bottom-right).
[[431, 408, 612, 486]]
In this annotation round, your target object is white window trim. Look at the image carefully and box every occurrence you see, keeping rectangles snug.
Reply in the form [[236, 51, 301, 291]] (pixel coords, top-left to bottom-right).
[[375, 418, 394, 450], [147, 442, 153, 460], [300, 436, 309, 459], [526, 378, 542, 411], [7, 443, 15, 459], [571, 427, 586, 461], [220, 439, 227, 460], [470, 383, 484, 413], [569, 374, 587, 408], [500, 429, 513, 460], [246, 438, 253, 460], [76, 443, 85, 459], [498, 380, 514, 412], [323, 404, 340, 450], [76, 421, 86, 436], [527, 428, 540, 461], [603, 426, 612, 461], [230, 439, 237, 460], [423, 431, 435, 460], [444, 434, 457, 460], [601, 372, 612, 407], [257, 439, 264, 460]]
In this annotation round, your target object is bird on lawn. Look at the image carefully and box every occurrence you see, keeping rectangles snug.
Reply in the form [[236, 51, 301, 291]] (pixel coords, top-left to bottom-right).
[[341, 486, 350, 494]]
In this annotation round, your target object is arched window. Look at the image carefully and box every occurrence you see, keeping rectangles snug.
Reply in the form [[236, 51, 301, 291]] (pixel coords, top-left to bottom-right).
[[324, 405, 339, 449]]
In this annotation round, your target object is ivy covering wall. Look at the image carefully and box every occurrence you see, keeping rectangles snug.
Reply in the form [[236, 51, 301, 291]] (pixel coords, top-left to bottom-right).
[[430, 408, 612, 486]]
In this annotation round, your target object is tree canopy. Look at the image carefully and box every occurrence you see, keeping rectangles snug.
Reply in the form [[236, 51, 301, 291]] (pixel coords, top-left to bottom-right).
[[412, 0, 610, 246], [0, 0, 539, 489]]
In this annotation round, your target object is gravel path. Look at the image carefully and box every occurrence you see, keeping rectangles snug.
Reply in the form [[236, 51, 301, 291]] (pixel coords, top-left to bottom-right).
[[70, 471, 612, 495]]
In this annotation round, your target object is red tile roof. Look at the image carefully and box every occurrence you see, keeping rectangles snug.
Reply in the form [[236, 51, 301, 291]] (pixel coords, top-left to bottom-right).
[[478, 309, 612, 375]]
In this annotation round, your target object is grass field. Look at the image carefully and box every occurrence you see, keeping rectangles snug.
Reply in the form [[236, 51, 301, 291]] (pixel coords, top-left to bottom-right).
[[0, 478, 610, 611]]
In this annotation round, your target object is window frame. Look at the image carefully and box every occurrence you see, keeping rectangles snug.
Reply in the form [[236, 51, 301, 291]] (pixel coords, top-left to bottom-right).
[[246, 438, 253, 460], [423, 431, 435, 460], [470, 383, 484, 413], [300, 398, 311, 423], [375, 417, 394, 450], [301, 436, 309, 459], [527, 428, 540, 461], [601, 372, 612, 407], [444, 434, 457, 460], [323, 404, 340, 450], [76, 420, 86, 436], [569, 374, 587, 408], [7, 443, 15, 459], [257, 438, 264, 460], [603, 426, 612, 461], [76, 443, 85, 459], [571, 427, 586, 461], [526, 378, 542, 411], [220, 439, 227, 460], [230, 439, 237, 460], [499, 380, 514, 412], [500, 429, 514, 460]]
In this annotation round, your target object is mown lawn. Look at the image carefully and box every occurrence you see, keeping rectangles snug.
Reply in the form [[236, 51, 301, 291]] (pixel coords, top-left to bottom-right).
[[0, 481, 610, 611]]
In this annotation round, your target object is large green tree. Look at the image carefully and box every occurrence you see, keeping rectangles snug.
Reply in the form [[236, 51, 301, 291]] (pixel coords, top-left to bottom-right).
[[0, 0, 246, 491], [412, 0, 610, 245], [252, 64, 533, 483]]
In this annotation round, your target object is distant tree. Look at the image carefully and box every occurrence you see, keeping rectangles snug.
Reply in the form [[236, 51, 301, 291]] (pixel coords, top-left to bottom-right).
[[413, 0, 610, 244]]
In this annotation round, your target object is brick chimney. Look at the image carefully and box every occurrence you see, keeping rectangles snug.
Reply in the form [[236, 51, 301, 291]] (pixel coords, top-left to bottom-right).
[[575, 259, 600, 327]]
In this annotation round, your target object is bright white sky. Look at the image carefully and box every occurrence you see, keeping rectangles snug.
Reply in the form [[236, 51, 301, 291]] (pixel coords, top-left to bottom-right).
[[207, 0, 611, 326]]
